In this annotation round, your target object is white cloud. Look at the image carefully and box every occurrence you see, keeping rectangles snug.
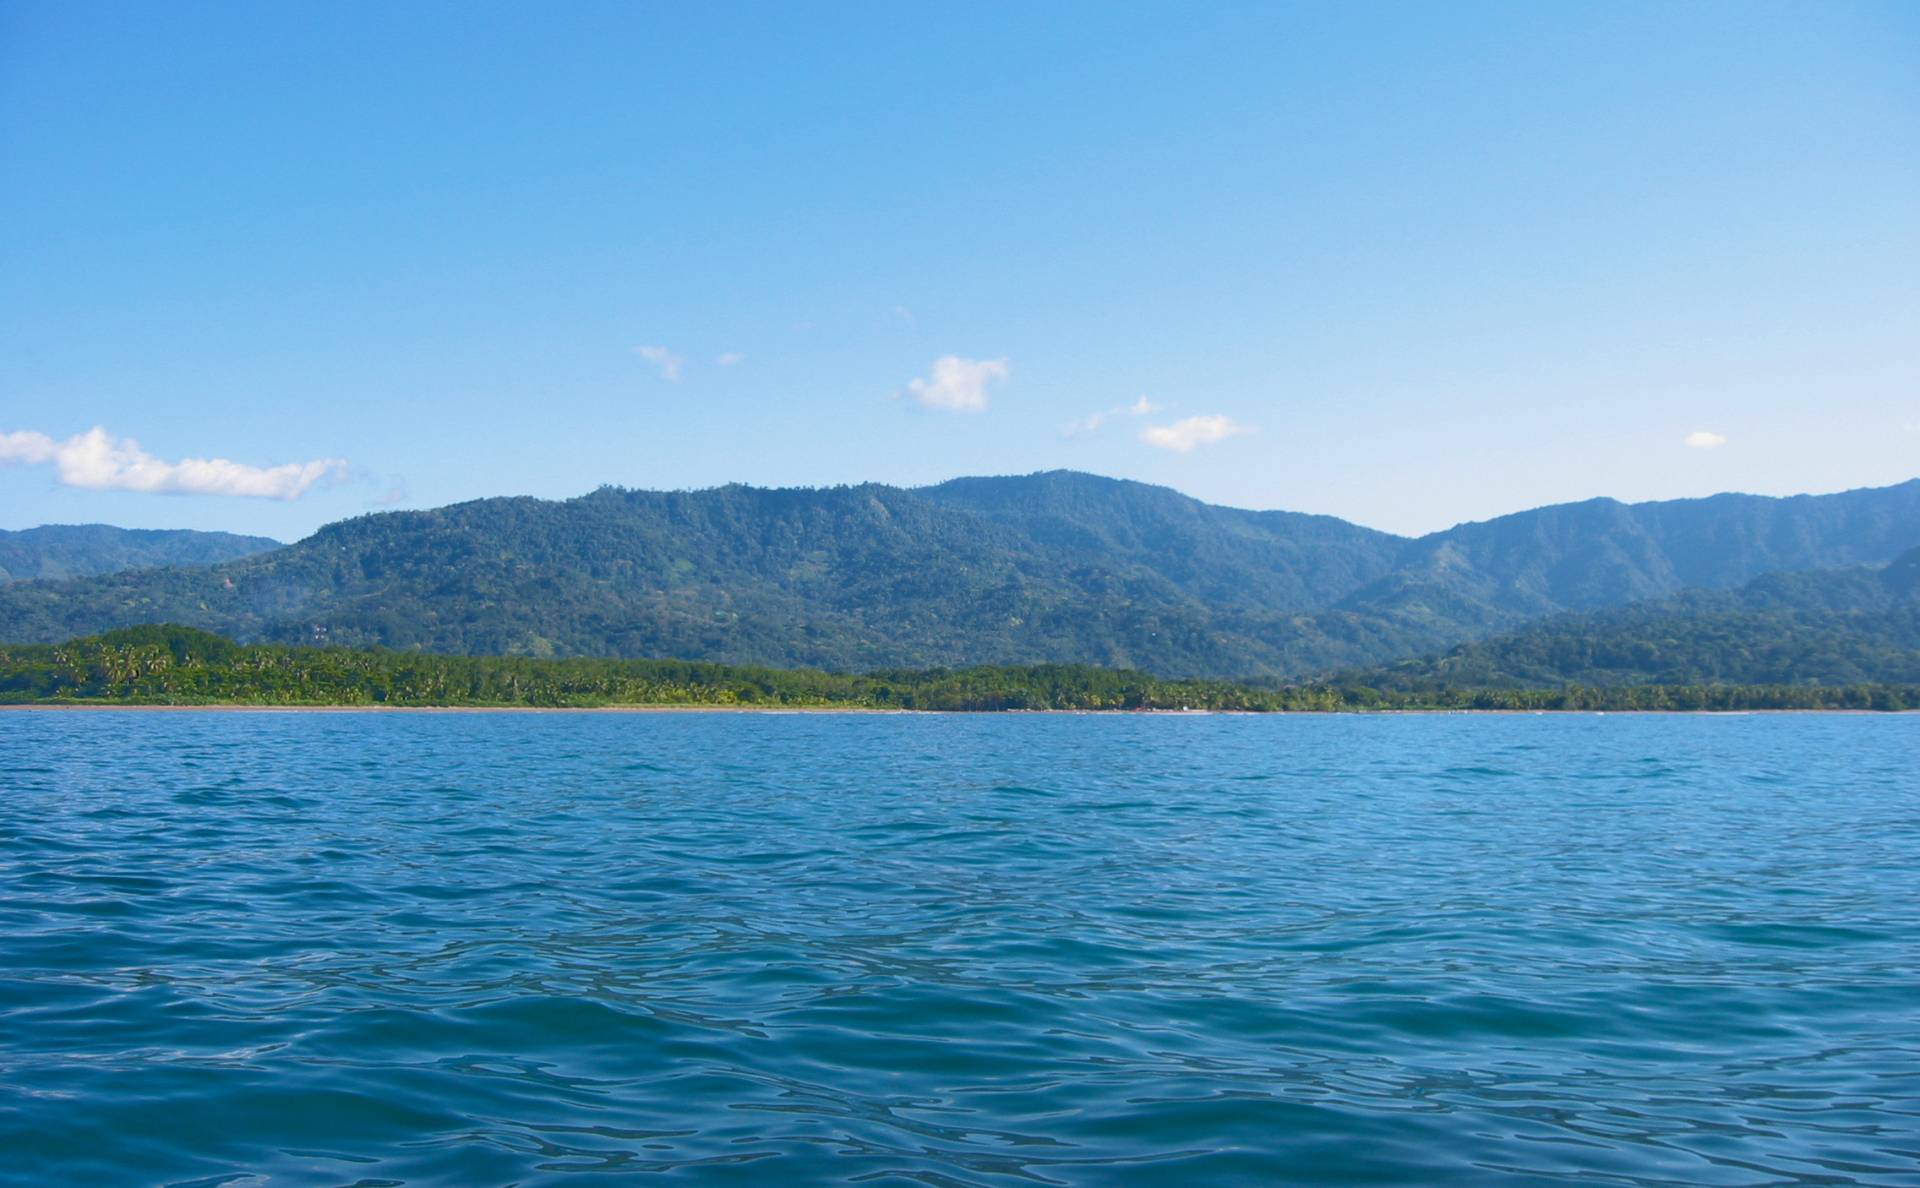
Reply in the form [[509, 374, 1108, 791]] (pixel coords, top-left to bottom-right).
[[1684, 430, 1727, 449], [0, 430, 58, 465], [0, 427, 345, 499], [634, 344, 684, 381], [905, 355, 1008, 413], [715, 352, 745, 367], [1063, 394, 1163, 438], [1060, 412, 1107, 438], [1139, 414, 1255, 453]]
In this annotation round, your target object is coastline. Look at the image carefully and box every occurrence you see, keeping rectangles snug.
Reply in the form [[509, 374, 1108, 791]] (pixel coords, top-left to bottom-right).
[[0, 702, 914, 714], [13, 630, 1913, 715], [1, 703, 1909, 715]]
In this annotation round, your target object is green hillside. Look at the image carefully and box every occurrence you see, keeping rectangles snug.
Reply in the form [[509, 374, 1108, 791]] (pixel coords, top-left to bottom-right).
[[0, 524, 280, 583], [1357, 547, 1920, 689], [1, 473, 1916, 679]]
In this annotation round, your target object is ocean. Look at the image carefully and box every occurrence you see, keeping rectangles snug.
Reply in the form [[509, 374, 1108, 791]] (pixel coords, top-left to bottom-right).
[[2, 710, 1916, 1184]]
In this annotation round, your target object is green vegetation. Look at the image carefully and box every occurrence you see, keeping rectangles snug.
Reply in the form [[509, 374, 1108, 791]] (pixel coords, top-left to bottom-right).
[[0, 476, 1408, 677], [4, 626, 1914, 711], [0, 524, 279, 584], [1354, 549, 1920, 691], [1, 472, 1916, 680]]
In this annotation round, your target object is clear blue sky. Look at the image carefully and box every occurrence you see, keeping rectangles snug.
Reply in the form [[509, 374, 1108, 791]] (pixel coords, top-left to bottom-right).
[[2, 1, 1915, 540]]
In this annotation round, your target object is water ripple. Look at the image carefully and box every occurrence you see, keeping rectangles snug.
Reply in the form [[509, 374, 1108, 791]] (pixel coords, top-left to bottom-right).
[[0, 711, 1916, 1185]]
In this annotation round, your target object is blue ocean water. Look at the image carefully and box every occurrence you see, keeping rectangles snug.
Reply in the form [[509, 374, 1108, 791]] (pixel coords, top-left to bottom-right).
[[1, 711, 1916, 1186]]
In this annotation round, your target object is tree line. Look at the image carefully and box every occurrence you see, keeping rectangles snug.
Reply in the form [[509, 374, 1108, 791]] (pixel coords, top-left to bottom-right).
[[1, 626, 1914, 712]]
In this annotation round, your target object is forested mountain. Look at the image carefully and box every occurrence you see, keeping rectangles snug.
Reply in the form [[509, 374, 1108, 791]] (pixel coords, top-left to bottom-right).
[[1355, 547, 1920, 689], [1337, 479, 1920, 628], [0, 472, 1915, 678], [922, 472, 1402, 611], [0, 476, 1410, 674], [0, 525, 280, 584]]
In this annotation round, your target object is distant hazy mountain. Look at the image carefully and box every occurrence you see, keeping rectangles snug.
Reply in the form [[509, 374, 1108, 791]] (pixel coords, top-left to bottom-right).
[[0, 472, 1915, 678], [1354, 547, 1920, 689], [1346, 481, 1920, 628], [0, 525, 281, 584]]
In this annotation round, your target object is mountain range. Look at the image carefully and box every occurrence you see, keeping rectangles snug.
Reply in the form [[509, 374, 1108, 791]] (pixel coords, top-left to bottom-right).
[[1, 471, 1916, 680], [0, 525, 281, 584], [1355, 545, 1920, 690]]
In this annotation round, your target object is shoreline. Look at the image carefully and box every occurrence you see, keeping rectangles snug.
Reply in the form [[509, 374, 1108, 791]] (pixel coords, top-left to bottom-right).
[[0, 702, 914, 714], [0, 703, 1909, 716]]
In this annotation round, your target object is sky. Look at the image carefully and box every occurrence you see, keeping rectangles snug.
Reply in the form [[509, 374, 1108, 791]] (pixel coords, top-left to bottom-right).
[[1, 1, 1916, 541]]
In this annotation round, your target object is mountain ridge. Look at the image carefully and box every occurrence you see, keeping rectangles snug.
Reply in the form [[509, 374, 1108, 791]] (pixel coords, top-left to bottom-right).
[[1352, 545, 1920, 689], [0, 524, 282, 585], [0, 471, 1914, 678]]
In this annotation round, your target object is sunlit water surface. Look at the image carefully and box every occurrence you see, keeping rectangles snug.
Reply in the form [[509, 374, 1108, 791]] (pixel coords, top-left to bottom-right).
[[2, 711, 1916, 1185]]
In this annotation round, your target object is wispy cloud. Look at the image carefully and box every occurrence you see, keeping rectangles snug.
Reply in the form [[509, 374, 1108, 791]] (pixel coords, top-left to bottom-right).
[[1684, 430, 1727, 449], [715, 351, 745, 367], [634, 344, 684, 381], [0, 427, 345, 499], [1060, 412, 1107, 438], [1061, 395, 1162, 438], [371, 474, 410, 507], [1139, 414, 1255, 453], [905, 355, 1009, 413]]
